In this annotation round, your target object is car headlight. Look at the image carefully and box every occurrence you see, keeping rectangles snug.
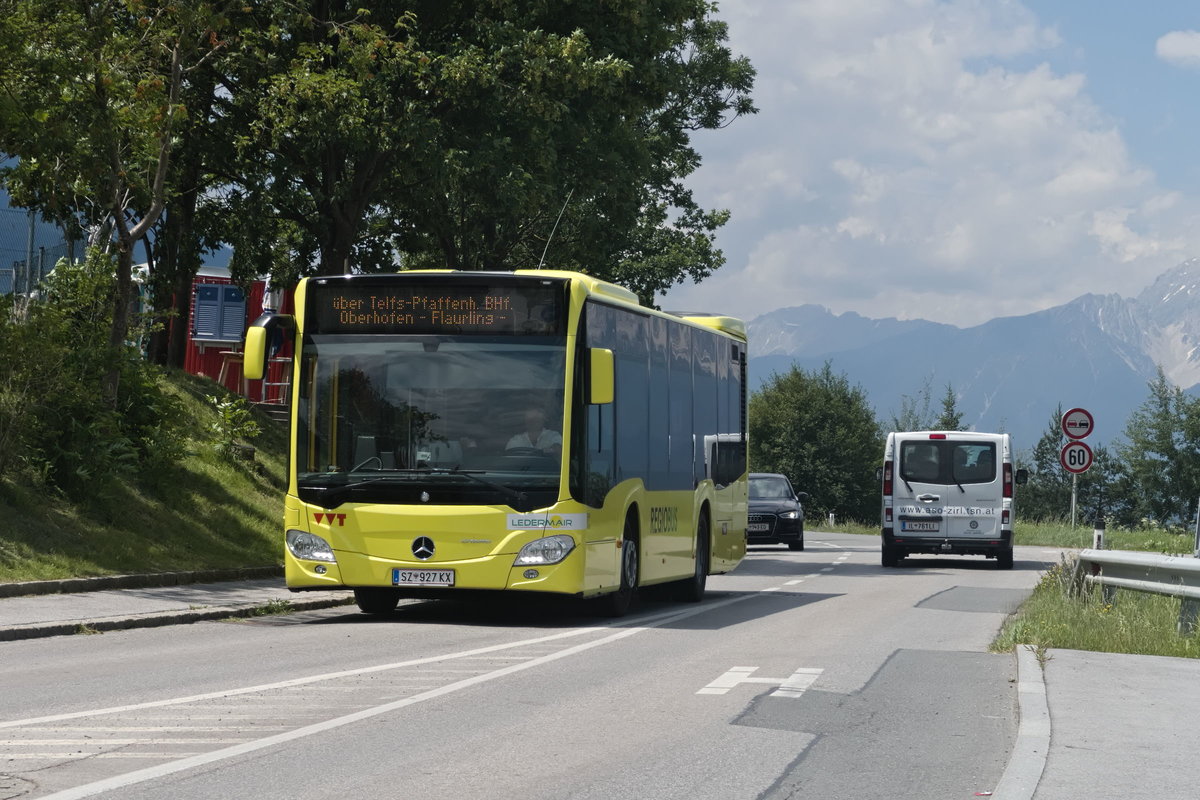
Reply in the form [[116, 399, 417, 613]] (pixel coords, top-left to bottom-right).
[[286, 530, 337, 563], [780, 510, 799, 519], [514, 534, 576, 565]]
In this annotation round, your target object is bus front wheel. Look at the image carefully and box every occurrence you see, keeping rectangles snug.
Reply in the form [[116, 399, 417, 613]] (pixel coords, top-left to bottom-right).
[[598, 518, 639, 617], [354, 587, 400, 614]]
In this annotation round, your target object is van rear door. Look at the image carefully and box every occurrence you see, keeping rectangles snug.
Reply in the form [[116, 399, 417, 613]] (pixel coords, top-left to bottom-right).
[[939, 440, 1002, 539], [894, 437, 947, 536]]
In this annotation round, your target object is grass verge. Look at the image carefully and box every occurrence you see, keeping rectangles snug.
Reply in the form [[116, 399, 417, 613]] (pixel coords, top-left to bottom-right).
[[992, 554, 1200, 659], [0, 370, 285, 583]]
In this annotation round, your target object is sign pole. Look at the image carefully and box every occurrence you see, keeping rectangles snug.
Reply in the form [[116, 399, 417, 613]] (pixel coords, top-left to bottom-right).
[[1071, 473, 1077, 529], [1060, 408, 1094, 530], [1194, 496, 1200, 559]]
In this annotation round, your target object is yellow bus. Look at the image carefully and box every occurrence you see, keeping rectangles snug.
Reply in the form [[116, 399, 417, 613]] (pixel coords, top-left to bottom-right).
[[244, 270, 748, 616]]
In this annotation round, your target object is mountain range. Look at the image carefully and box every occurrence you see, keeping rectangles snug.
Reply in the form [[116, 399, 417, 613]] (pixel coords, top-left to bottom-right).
[[746, 258, 1200, 450]]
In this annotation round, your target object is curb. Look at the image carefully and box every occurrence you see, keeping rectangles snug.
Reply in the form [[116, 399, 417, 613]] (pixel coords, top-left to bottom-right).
[[0, 567, 284, 599], [0, 593, 355, 642], [991, 645, 1050, 799]]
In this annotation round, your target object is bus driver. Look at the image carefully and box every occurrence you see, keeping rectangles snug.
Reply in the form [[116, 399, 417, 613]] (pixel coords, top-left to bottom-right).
[[506, 408, 562, 457]]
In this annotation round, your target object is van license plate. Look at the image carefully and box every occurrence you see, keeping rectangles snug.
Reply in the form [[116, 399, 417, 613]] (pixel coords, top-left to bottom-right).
[[901, 521, 939, 532], [393, 569, 455, 586]]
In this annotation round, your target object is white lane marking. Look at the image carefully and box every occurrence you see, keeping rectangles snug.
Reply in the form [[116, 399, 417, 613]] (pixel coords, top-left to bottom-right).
[[5, 739, 256, 746], [696, 666, 759, 694], [3, 753, 204, 760], [0, 627, 606, 730], [697, 665, 824, 697], [784, 580, 804, 586], [820, 567, 834, 572], [36, 593, 762, 800], [28, 726, 292, 733], [771, 667, 824, 698]]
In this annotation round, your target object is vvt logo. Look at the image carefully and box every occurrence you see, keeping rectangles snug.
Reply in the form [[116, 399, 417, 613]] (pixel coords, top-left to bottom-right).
[[314, 512, 346, 526]]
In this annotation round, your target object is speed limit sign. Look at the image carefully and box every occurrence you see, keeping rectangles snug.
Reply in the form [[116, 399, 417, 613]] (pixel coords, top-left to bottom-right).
[[1060, 440, 1093, 474]]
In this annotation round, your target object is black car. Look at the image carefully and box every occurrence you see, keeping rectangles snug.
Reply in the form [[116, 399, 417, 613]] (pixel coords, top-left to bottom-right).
[[748, 472, 809, 550]]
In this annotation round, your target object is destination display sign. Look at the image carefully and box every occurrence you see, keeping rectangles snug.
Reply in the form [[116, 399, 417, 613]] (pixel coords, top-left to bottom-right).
[[307, 279, 565, 336]]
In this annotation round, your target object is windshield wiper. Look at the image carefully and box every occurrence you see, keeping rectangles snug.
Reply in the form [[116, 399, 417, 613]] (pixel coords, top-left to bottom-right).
[[307, 476, 394, 509], [429, 466, 528, 507], [304, 467, 528, 509]]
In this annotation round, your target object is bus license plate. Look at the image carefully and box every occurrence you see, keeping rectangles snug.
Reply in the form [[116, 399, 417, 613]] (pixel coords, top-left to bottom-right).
[[902, 521, 939, 532], [393, 569, 455, 587]]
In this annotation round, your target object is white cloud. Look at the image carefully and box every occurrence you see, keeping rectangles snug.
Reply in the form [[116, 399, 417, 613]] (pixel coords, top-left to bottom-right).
[[1156, 30, 1200, 68], [662, 1, 1200, 326]]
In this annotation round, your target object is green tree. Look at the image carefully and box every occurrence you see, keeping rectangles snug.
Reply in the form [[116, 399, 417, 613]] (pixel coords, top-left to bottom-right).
[[1114, 369, 1200, 527], [1019, 405, 1071, 521], [0, 0, 239, 395], [218, 1, 755, 301], [932, 382, 966, 431], [888, 374, 934, 432], [749, 362, 881, 523]]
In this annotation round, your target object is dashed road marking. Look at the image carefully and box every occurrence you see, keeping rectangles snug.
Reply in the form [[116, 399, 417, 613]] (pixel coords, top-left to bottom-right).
[[697, 665, 824, 697]]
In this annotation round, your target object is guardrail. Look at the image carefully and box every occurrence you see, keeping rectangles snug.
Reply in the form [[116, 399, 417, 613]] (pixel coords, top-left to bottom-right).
[[1077, 548, 1200, 634]]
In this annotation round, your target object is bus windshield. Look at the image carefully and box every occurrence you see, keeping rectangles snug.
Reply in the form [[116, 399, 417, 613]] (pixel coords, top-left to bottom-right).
[[296, 335, 566, 509]]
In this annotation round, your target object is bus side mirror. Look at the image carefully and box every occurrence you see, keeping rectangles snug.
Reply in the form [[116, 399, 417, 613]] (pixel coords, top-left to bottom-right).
[[589, 348, 614, 405], [1015, 468, 1029, 485], [244, 312, 295, 380]]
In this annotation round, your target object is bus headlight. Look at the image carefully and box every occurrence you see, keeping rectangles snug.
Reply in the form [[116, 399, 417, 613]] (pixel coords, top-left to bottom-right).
[[286, 530, 337, 563], [515, 535, 576, 566]]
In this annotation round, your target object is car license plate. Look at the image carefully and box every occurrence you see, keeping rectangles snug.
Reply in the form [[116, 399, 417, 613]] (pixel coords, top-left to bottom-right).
[[902, 521, 939, 532], [392, 569, 455, 587], [747, 523, 769, 532]]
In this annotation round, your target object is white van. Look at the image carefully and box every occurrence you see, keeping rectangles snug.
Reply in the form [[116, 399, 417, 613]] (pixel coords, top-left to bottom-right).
[[880, 431, 1027, 569]]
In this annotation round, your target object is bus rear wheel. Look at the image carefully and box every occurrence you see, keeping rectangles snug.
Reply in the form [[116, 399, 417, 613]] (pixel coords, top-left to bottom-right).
[[680, 512, 710, 603], [354, 587, 400, 614]]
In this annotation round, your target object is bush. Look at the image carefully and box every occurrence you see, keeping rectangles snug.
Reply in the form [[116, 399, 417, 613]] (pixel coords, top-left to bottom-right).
[[208, 394, 262, 461], [0, 250, 189, 497]]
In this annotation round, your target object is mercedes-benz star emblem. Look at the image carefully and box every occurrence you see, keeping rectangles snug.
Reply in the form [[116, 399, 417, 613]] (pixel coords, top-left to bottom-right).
[[412, 537, 435, 560]]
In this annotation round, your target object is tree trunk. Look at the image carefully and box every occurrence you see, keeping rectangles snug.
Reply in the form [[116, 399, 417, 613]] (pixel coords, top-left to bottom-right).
[[103, 238, 136, 405]]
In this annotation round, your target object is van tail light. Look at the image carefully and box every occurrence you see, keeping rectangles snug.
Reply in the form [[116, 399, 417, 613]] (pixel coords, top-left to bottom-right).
[[1002, 509, 1010, 526], [929, 433, 946, 439], [885, 507, 893, 524], [883, 460, 893, 496], [1003, 463, 1014, 498]]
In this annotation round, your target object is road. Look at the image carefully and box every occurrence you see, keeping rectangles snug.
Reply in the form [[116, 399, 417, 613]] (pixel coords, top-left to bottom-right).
[[0, 533, 1060, 800]]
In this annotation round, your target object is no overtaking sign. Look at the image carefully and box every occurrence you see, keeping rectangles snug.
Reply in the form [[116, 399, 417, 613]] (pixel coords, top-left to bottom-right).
[[1062, 407, 1094, 440]]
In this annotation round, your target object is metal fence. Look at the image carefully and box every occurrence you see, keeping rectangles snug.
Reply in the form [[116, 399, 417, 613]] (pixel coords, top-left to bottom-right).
[[1077, 548, 1200, 634], [0, 207, 77, 296]]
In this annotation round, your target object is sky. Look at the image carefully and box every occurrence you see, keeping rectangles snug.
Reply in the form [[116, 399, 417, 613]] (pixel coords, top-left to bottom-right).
[[659, 0, 1200, 327]]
